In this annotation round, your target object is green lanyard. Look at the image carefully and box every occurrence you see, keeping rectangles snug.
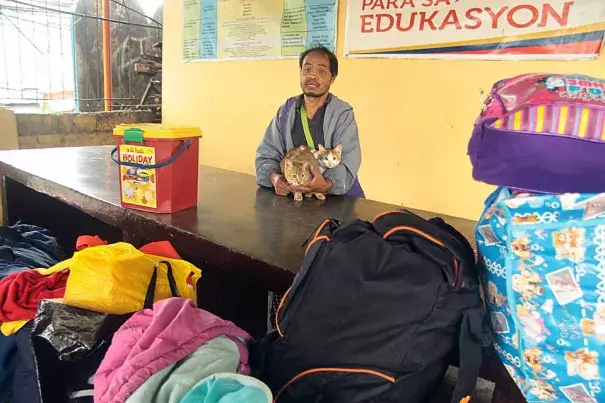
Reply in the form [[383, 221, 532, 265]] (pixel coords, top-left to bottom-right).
[[300, 104, 315, 149]]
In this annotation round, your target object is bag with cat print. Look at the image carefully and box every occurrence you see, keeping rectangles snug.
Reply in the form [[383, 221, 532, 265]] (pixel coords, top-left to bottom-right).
[[255, 211, 487, 403], [477, 187, 605, 403], [468, 73, 605, 194]]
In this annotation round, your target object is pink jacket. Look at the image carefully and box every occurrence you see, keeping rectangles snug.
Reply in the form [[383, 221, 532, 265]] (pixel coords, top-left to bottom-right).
[[94, 298, 252, 403]]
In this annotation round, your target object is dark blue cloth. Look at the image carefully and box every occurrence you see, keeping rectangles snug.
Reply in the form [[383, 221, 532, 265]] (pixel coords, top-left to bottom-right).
[[0, 224, 62, 402], [11, 323, 40, 403], [0, 333, 17, 403], [0, 324, 39, 403], [0, 223, 63, 279]]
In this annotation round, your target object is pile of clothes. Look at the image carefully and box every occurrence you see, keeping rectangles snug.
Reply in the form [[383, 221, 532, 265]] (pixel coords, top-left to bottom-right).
[[0, 223, 64, 403], [0, 228, 272, 403]]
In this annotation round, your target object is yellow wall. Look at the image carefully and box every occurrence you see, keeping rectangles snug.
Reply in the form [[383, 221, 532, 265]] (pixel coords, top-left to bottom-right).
[[163, 1, 605, 220]]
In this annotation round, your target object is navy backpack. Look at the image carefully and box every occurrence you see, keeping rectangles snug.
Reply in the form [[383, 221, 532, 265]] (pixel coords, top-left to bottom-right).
[[257, 211, 488, 402]]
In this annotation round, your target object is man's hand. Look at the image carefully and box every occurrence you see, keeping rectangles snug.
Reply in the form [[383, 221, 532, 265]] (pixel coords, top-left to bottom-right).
[[270, 172, 291, 196], [292, 165, 332, 194]]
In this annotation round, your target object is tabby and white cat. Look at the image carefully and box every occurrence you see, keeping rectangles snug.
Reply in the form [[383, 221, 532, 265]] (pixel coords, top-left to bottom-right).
[[280, 144, 342, 201], [313, 144, 343, 174]]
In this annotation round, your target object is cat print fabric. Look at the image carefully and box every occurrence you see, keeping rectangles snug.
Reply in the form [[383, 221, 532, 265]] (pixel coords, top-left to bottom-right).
[[477, 187, 605, 403]]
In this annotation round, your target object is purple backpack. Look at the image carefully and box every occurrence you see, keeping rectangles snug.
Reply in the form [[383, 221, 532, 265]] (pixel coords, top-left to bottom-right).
[[468, 73, 605, 194]]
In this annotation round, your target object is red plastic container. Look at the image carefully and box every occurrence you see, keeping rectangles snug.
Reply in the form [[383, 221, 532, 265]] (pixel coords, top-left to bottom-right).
[[112, 124, 202, 213]]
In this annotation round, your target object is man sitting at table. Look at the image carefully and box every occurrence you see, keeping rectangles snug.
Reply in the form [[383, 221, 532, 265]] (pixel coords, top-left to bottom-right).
[[254, 46, 364, 198]]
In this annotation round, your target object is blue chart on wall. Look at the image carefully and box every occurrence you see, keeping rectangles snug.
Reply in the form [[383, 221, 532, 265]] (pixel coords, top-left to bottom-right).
[[183, 0, 337, 61]]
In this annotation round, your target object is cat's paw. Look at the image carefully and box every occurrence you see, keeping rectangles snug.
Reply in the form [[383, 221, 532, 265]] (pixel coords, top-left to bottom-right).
[[315, 193, 326, 200], [294, 192, 303, 202], [305, 193, 313, 198]]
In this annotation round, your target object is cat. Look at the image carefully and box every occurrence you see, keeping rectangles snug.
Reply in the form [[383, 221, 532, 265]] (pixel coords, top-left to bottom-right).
[[313, 144, 343, 174], [280, 144, 342, 202]]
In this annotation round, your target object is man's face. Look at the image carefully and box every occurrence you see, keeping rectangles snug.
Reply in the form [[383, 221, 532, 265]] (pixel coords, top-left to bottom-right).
[[300, 51, 335, 98]]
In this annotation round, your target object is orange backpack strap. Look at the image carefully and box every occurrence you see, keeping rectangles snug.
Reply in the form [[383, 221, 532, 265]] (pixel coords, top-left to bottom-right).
[[76, 235, 108, 251]]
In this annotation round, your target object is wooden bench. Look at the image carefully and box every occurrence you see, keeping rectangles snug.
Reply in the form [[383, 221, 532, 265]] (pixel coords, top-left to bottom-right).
[[0, 146, 525, 402]]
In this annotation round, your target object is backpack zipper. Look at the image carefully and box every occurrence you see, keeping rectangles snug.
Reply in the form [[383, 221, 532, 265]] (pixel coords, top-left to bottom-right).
[[305, 236, 330, 254], [274, 367, 395, 402], [383, 225, 460, 287], [275, 287, 291, 338], [301, 219, 334, 248]]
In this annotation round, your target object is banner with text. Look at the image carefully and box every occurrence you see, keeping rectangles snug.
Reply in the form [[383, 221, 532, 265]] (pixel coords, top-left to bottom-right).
[[183, 0, 337, 61], [345, 0, 605, 59]]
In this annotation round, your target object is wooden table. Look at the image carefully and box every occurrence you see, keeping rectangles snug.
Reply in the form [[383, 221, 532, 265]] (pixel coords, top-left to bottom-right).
[[0, 146, 524, 402]]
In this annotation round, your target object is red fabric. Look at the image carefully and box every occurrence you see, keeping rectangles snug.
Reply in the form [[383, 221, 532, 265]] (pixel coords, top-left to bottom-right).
[[76, 236, 181, 260], [0, 269, 69, 321], [76, 235, 108, 251], [138, 241, 181, 260]]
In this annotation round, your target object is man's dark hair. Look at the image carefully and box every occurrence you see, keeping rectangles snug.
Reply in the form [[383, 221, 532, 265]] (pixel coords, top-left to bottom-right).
[[299, 46, 338, 77]]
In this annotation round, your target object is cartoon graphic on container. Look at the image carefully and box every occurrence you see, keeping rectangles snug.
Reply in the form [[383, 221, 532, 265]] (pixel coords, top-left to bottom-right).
[[513, 270, 544, 300], [487, 281, 507, 308], [565, 348, 600, 381], [524, 347, 548, 375], [578, 194, 605, 220], [560, 383, 598, 403], [540, 76, 566, 92], [553, 228, 586, 263], [545, 268, 584, 306], [512, 214, 540, 225], [478, 225, 500, 245], [524, 348, 557, 382], [119, 145, 157, 208], [483, 204, 507, 225], [511, 235, 532, 260], [517, 305, 549, 342], [491, 312, 510, 334], [123, 168, 153, 184], [528, 379, 557, 401], [122, 184, 135, 199], [580, 304, 605, 341]]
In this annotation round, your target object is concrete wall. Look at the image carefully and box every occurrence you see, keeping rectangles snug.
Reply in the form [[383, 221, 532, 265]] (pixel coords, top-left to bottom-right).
[[14, 110, 156, 149], [0, 108, 19, 150]]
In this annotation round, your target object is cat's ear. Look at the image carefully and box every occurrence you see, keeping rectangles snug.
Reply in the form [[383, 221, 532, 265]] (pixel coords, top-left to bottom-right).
[[318, 144, 326, 152], [333, 144, 343, 154]]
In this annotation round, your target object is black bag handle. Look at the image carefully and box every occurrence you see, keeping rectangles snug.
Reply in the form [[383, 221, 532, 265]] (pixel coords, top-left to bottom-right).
[[110, 139, 192, 169], [429, 217, 478, 274], [375, 211, 479, 288], [143, 261, 180, 310], [451, 308, 485, 403]]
